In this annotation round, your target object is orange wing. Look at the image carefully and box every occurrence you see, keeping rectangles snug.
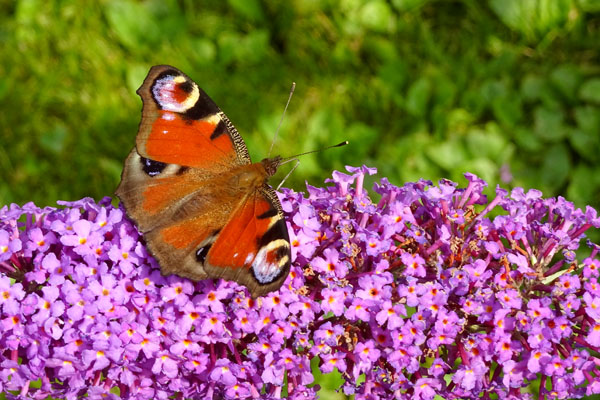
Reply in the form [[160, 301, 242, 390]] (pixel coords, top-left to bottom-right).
[[135, 65, 250, 170], [204, 186, 291, 297]]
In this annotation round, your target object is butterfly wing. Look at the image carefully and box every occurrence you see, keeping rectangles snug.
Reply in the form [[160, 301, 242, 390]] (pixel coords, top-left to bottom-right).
[[204, 185, 291, 297]]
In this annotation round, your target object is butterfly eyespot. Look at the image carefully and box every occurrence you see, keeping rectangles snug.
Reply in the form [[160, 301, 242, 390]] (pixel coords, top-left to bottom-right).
[[196, 245, 211, 264], [251, 239, 290, 284], [152, 73, 199, 113], [140, 157, 167, 177]]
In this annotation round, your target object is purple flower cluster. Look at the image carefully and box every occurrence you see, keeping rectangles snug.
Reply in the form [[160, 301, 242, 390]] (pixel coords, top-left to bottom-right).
[[2, 166, 600, 399]]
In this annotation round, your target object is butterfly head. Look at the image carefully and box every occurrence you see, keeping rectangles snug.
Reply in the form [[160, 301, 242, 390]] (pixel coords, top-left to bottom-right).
[[261, 156, 283, 177]]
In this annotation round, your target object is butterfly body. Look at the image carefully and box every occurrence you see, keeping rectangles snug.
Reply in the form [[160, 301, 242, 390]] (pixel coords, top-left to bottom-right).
[[116, 65, 291, 297]]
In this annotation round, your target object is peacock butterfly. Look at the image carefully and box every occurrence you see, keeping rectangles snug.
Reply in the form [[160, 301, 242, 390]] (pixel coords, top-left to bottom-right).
[[116, 65, 291, 297]]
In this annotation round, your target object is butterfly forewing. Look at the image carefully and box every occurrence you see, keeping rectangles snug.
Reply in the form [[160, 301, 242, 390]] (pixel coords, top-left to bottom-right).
[[136, 65, 251, 169], [116, 65, 292, 297]]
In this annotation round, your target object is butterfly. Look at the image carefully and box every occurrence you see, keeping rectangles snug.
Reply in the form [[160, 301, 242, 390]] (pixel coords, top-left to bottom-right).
[[116, 65, 291, 297]]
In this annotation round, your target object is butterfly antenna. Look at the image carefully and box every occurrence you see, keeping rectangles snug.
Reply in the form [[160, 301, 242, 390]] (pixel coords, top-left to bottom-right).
[[268, 82, 296, 157], [275, 141, 348, 189], [279, 141, 349, 165], [276, 160, 300, 191]]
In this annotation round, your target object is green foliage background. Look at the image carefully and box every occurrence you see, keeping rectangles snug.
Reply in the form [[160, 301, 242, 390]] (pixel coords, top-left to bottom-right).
[[0, 0, 599, 398], [1, 0, 599, 211]]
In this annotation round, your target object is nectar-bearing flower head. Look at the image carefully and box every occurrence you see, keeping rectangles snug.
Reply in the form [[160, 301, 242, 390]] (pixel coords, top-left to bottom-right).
[[1, 167, 600, 399]]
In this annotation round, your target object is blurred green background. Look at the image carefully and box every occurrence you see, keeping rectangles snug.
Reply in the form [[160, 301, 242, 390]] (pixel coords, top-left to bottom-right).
[[1, 0, 599, 212], [0, 1, 599, 398]]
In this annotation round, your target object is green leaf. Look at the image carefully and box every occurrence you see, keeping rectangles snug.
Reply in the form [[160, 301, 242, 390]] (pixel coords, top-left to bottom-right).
[[239, 30, 270, 64], [446, 109, 476, 134], [105, 1, 159, 49], [299, 109, 346, 177], [312, 356, 346, 399], [344, 122, 378, 160], [427, 139, 467, 172], [489, 0, 573, 39], [228, 0, 265, 22], [14, 0, 43, 43], [492, 94, 523, 127], [465, 124, 508, 160], [126, 64, 149, 95], [40, 124, 68, 154], [384, 132, 440, 183], [457, 157, 499, 184], [218, 30, 269, 65], [536, 0, 574, 31], [578, 0, 600, 12], [15, 0, 40, 25], [364, 36, 399, 63], [217, 32, 240, 66], [359, 0, 393, 33], [569, 126, 599, 162], [391, 0, 429, 11], [579, 78, 600, 104], [574, 105, 600, 135], [540, 144, 570, 190], [480, 79, 508, 106], [99, 157, 123, 183], [533, 106, 566, 141], [567, 165, 600, 208], [513, 127, 543, 152], [432, 76, 457, 109], [521, 74, 547, 101], [520, 74, 560, 108], [377, 59, 408, 94], [192, 39, 217, 65], [550, 64, 582, 103], [0, 77, 10, 101], [405, 77, 431, 118]]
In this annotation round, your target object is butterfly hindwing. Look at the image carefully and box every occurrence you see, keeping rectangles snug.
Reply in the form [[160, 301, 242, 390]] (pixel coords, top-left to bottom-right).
[[117, 149, 244, 282], [204, 185, 291, 297]]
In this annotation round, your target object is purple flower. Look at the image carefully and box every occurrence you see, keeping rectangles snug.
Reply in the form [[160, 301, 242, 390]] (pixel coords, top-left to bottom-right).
[[401, 252, 427, 277], [1, 168, 600, 399], [314, 321, 344, 346], [320, 287, 346, 316], [375, 300, 406, 329], [24, 227, 56, 257], [151, 352, 179, 378], [414, 377, 442, 399], [311, 247, 348, 278], [345, 297, 371, 322], [0, 229, 22, 262], [319, 352, 347, 374], [210, 358, 238, 386], [59, 219, 102, 256]]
